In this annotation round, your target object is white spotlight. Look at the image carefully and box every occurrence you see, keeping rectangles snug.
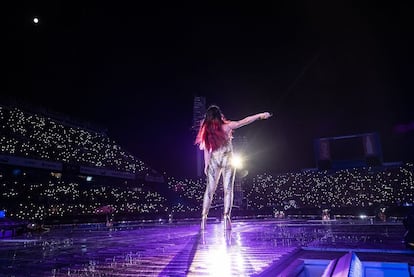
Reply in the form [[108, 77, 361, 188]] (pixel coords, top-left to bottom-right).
[[33, 17, 39, 24], [231, 154, 243, 169]]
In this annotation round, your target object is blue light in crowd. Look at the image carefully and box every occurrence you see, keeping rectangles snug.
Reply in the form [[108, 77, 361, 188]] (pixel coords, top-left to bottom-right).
[[12, 169, 22, 176]]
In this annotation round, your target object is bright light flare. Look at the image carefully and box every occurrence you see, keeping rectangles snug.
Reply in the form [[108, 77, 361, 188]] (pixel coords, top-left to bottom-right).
[[231, 154, 243, 169], [33, 17, 39, 24]]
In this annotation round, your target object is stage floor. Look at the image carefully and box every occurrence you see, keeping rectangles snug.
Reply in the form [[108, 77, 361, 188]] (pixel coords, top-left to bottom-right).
[[0, 218, 413, 276]]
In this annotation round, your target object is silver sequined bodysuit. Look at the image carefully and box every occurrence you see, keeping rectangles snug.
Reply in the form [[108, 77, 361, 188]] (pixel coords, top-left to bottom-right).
[[202, 141, 235, 218]]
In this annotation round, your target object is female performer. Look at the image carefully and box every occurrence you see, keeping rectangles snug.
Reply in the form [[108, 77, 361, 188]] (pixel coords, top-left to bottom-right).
[[195, 105, 272, 230]]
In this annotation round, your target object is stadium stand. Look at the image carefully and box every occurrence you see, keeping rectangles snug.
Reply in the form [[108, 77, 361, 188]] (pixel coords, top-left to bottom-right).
[[0, 102, 413, 227]]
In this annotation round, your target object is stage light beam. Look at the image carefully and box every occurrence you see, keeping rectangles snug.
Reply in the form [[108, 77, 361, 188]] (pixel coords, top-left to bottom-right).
[[231, 154, 243, 169]]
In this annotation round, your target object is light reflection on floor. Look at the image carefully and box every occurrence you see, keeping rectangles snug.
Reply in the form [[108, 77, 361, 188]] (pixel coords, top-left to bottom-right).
[[0, 219, 411, 276]]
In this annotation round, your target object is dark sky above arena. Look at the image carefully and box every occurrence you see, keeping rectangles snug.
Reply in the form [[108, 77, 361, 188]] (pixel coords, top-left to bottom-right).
[[4, 2, 414, 178]]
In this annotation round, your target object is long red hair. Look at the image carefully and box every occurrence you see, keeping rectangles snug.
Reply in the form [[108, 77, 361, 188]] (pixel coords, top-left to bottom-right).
[[195, 105, 230, 152]]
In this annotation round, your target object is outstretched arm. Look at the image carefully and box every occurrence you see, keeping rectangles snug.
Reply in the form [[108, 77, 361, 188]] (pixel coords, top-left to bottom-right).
[[227, 112, 272, 130]]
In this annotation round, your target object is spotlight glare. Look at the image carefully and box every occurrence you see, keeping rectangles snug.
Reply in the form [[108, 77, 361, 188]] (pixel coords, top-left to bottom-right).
[[33, 17, 39, 24], [231, 154, 243, 169]]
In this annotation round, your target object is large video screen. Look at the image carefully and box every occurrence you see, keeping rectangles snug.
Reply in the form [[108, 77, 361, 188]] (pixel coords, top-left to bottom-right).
[[314, 133, 382, 169], [330, 136, 365, 161]]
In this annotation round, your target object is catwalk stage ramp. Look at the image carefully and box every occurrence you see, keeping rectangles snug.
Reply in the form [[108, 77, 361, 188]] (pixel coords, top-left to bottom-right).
[[0, 218, 413, 276]]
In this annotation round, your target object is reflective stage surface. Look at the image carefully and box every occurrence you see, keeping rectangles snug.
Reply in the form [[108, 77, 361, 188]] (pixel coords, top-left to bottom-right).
[[0, 219, 413, 276]]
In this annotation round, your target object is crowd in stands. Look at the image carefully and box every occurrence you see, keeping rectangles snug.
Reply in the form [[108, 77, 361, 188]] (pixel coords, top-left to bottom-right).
[[244, 163, 414, 213], [1, 103, 413, 224], [0, 170, 168, 222], [167, 163, 414, 216], [1, 163, 412, 223], [0, 163, 414, 220], [0, 104, 149, 174]]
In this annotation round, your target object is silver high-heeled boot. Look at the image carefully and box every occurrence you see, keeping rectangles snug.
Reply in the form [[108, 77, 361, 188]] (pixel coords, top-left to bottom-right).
[[223, 214, 232, 230], [200, 215, 207, 230]]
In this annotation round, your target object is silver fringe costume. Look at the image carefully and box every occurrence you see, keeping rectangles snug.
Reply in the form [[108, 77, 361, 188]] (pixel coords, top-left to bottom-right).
[[201, 142, 235, 229]]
